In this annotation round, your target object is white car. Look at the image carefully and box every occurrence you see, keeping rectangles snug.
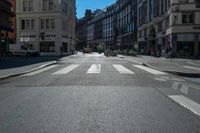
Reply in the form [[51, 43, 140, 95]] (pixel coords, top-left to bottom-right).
[[9, 44, 40, 57]]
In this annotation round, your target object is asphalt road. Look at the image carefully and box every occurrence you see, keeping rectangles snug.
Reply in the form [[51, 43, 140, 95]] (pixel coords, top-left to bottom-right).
[[0, 53, 200, 133]]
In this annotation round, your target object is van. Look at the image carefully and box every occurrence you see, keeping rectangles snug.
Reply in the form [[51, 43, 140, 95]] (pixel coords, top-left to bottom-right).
[[9, 44, 40, 57]]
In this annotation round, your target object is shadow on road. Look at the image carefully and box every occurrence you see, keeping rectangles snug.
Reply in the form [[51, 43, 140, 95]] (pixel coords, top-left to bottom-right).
[[0, 56, 61, 69]]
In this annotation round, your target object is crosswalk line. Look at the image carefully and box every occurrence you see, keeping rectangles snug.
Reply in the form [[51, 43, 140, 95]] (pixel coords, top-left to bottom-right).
[[168, 95, 200, 117], [87, 64, 101, 74], [133, 65, 167, 75], [113, 64, 135, 74], [52, 64, 79, 75], [22, 65, 59, 76]]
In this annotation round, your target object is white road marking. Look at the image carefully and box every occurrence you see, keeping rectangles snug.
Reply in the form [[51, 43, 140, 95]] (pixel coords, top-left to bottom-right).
[[52, 64, 79, 75], [87, 64, 101, 74], [113, 64, 135, 74], [168, 95, 200, 117], [180, 85, 189, 95], [22, 65, 59, 76], [184, 66, 200, 71], [172, 82, 180, 90], [171, 78, 185, 82], [154, 77, 168, 81], [187, 61, 200, 66], [133, 65, 167, 75]]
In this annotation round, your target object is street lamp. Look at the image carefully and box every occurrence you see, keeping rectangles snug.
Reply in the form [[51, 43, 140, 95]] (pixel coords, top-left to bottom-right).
[[40, 32, 45, 52]]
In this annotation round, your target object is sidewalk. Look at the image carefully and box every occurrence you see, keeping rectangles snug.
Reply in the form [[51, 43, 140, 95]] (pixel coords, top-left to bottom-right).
[[121, 55, 200, 77], [0, 57, 60, 80]]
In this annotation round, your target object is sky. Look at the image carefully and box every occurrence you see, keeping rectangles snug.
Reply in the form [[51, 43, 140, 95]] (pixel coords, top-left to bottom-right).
[[76, 0, 116, 18]]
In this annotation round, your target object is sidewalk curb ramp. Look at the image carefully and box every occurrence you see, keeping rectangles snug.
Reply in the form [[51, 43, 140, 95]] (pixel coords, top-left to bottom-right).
[[0, 61, 58, 80], [142, 63, 200, 78]]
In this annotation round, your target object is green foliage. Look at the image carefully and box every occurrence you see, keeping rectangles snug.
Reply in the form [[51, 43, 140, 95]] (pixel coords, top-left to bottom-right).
[[97, 44, 103, 53]]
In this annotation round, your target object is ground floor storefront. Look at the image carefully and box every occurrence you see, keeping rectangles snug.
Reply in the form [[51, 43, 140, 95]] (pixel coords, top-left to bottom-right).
[[17, 34, 75, 56], [138, 33, 200, 58]]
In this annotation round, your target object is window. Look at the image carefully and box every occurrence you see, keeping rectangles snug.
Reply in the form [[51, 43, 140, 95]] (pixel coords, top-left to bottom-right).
[[158, 22, 162, 32], [196, 0, 200, 8], [40, 19, 45, 29], [182, 13, 194, 24], [21, 20, 25, 30], [21, 19, 35, 30], [40, 42, 55, 52], [40, 18, 55, 29], [42, 0, 54, 11], [23, 0, 33, 12]]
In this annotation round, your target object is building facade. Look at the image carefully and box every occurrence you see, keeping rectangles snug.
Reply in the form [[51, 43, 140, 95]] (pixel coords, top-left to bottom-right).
[[16, 0, 76, 56], [76, 10, 94, 50], [8, 0, 16, 44], [102, 4, 117, 50], [116, 0, 137, 52], [0, 0, 15, 58], [138, 0, 200, 58], [87, 9, 105, 50]]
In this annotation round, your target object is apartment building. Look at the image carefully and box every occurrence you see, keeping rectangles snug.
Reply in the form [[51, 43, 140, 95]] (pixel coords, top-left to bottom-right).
[[87, 10, 104, 50], [116, 0, 137, 51], [0, 0, 15, 58], [102, 4, 117, 49], [8, 0, 17, 44], [76, 10, 94, 50], [16, 0, 76, 56], [138, 0, 200, 58]]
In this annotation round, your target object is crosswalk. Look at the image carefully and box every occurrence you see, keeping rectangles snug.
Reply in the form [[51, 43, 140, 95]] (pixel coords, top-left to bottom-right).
[[113, 64, 135, 74], [52, 64, 79, 75], [87, 64, 101, 74], [21, 64, 168, 76]]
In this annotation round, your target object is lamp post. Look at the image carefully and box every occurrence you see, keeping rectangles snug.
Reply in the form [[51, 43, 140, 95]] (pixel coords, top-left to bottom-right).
[[40, 32, 45, 52]]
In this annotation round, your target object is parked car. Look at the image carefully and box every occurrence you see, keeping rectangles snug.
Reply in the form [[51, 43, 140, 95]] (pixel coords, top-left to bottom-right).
[[9, 44, 40, 57], [104, 49, 118, 57], [83, 48, 91, 53]]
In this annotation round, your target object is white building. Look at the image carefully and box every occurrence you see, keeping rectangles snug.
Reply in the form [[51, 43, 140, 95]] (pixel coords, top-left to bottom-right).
[[16, 0, 76, 56]]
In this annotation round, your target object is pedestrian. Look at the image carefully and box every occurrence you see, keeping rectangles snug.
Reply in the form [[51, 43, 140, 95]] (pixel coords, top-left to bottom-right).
[[60, 46, 63, 57]]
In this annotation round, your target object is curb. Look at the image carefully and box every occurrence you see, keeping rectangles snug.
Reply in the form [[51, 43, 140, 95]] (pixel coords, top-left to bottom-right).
[[142, 63, 200, 78], [0, 61, 57, 80]]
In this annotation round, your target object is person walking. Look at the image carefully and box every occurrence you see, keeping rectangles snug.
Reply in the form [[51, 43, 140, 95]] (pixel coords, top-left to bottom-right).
[[60, 46, 63, 57]]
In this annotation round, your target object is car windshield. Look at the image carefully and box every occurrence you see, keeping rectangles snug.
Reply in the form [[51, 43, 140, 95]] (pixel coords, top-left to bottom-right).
[[0, 0, 200, 132]]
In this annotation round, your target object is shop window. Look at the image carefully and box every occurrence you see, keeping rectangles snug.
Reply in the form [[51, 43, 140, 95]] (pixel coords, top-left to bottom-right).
[[40, 42, 55, 52]]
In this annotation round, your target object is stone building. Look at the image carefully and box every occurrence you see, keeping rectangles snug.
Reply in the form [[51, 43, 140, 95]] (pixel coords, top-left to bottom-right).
[[0, 0, 15, 58], [16, 0, 76, 56], [87, 9, 105, 50], [76, 10, 94, 50], [102, 4, 117, 50], [138, 0, 200, 58], [116, 0, 137, 51]]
